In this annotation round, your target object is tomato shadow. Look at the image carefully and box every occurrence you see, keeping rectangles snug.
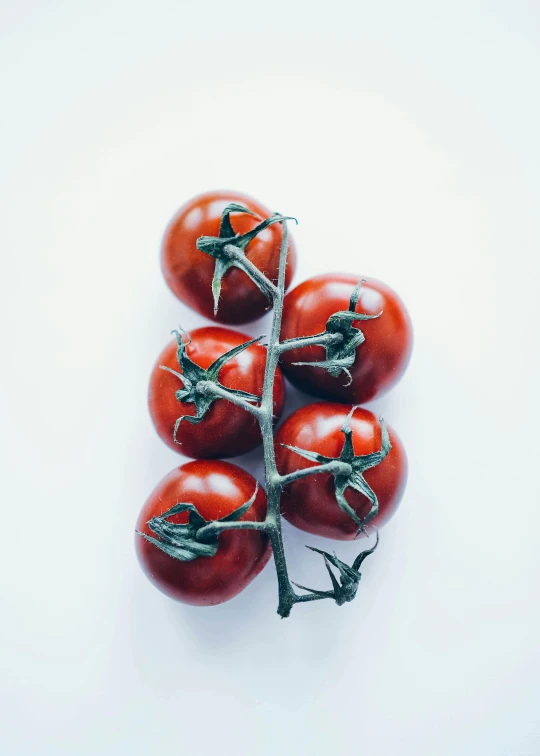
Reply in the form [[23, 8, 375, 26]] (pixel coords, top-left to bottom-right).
[[363, 377, 414, 435], [163, 559, 277, 650], [279, 379, 319, 425]]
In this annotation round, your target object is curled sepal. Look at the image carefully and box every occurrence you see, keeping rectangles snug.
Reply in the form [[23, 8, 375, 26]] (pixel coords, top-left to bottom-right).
[[160, 329, 263, 444], [136, 485, 259, 562], [292, 280, 382, 382], [294, 532, 379, 606], [219, 203, 261, 238], [333, 476, 366, 535], [136, 502, 217, 562], [283, 408, 391, 534], [196, 212, 296, 315], [348, 413, 391, 526]]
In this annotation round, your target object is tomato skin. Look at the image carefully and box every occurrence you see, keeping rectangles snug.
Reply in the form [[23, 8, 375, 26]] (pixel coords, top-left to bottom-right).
[[148, 326, 286, 459], [135, 461, 271, 606], [161, 190, 297, 324], [275, 403, 407, 540], [279, 273, 413, 404]]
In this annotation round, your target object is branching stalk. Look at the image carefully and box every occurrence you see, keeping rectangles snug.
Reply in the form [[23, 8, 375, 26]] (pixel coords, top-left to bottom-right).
[[195, 214, 380, 617], [222, 221, 347, 616]]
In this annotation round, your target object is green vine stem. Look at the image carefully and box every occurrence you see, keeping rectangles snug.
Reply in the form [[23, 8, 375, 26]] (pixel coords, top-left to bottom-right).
[[222, 244, 279, 299], [277, 331, 343, 353], [195, 215, 379, 618]]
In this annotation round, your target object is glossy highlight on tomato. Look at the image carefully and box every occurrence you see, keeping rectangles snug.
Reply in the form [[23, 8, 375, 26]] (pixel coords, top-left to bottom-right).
[[148, 326, 285, 459], [275, 403, 407, 540], [280, 273, 413, 404], [161, 190, 297, 324], [136, 461, 271, 605]]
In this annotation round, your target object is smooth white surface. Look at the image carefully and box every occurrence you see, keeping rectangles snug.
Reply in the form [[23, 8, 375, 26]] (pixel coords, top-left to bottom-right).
[[1, 2, 540, 754]]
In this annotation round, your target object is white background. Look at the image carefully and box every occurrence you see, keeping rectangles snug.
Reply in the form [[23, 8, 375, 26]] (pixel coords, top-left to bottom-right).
[[1, 2, 540, 754]]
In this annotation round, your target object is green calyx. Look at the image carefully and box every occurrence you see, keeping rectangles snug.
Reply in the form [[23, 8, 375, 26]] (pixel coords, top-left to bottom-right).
[[293, 532, 379, 605], [196, 203, 297, 316], [281, 407, 391, 535], [292, 280, 382, 384], [160, 328, 263, 443], [136, 485, 259, 562]]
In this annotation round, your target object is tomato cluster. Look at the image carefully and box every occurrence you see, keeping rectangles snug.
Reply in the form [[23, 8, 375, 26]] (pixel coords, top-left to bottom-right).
[[137, 190, 411, 610]]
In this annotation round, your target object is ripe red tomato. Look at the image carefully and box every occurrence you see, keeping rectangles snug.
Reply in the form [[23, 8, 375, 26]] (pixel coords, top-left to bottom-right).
[[135, 461, 271, 605], [161, 190, 297, 324], [279, 273, 413, 404], [275, 403, 407, 540], [149, 326, 285, 459]]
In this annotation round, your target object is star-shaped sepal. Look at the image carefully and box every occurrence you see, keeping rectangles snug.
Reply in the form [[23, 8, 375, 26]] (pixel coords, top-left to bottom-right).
[[292, 280, 383, 384], [281, 406, 391, 535], [136, 485, 259, 562], [160, 328, 264, 443], [293, 532, 379, 605], [195, 203, 297, 315]]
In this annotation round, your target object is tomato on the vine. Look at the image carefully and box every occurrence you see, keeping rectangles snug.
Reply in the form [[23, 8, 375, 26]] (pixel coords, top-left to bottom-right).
[[161, 191, 297, 324], [149, 326, 285, 459], [279, 273, 413, 404], [135, 461, 271, 606], [275, 403, 407, 540]]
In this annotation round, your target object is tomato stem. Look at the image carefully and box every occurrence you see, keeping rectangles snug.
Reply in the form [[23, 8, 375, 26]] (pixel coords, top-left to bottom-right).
[[277, 331, 343, 354], [196, 519, 267, 541], [223, 244, 279, 299], [195, 380, 263, 418], [277, 460, 352, 487], [196, 212, 379, 617], [246, 221, 357, 617]]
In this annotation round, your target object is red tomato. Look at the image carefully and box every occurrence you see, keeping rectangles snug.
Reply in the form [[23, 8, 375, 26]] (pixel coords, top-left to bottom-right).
[[136, 461, 271, 605], [161, 190, 297, 324], [149, 326, 285, 459], [279, 273, 413, 404], [275, 403, 407, 540]]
